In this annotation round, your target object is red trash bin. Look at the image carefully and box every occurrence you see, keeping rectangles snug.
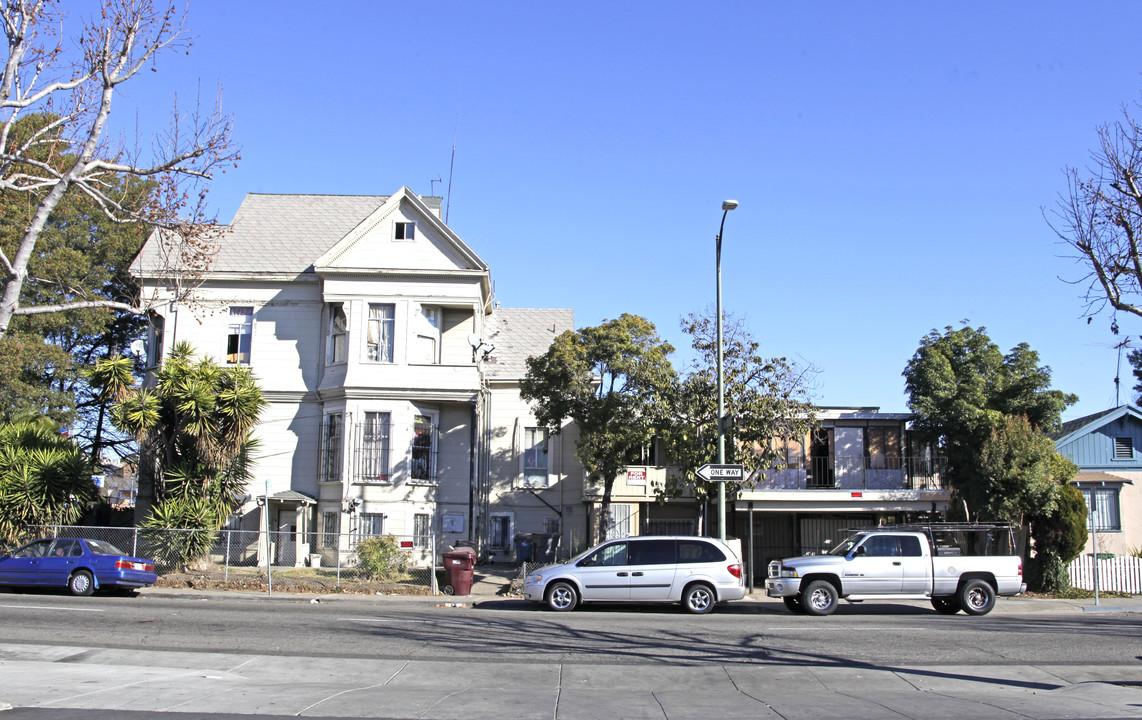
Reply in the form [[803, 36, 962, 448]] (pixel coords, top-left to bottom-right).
[[441, 548, 476, 595]]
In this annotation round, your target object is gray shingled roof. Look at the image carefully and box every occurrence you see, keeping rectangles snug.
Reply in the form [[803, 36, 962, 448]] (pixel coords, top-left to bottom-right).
[[483, 308, 574, 379], [133, 193, 444, 276]]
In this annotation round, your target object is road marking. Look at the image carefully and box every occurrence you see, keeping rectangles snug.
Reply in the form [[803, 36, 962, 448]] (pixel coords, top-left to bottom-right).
[[0, 604, 104, 612], [340, 616, 487, 629]]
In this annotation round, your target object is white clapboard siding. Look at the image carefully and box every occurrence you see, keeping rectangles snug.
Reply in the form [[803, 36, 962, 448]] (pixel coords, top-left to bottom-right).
[[1068, 555, 1142, 594]]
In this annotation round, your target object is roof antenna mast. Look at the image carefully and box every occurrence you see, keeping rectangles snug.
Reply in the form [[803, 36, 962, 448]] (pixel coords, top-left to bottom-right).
[[446, 111, 458, 224]]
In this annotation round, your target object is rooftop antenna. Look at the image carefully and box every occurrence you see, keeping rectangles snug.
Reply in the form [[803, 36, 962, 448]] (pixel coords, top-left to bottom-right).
[[430, 175, 442, 196], [446, 111, 458, 224]]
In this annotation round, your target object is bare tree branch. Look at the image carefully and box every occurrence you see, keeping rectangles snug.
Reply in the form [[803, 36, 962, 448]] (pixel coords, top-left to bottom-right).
[[0, 0, 236, 337]]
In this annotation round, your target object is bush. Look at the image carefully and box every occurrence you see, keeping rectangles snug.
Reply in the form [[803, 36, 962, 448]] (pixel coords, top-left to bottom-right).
[[356, 535, 408, 581]]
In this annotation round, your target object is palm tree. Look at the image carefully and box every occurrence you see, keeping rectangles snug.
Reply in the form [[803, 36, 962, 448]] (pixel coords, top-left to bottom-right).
[[0, 418, 95, 544], [94, 342, 266, 532]]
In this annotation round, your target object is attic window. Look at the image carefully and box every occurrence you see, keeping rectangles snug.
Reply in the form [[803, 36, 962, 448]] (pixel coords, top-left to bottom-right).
[[395, 222, 416, 240], [1114, 436, 1133, 459]]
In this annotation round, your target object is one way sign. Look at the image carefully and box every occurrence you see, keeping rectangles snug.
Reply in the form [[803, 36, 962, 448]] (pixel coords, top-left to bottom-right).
[[695, 463, 745, 482]]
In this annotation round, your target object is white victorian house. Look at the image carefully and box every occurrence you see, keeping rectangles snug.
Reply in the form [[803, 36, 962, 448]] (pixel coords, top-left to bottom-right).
[[131, 187, 583, 566]]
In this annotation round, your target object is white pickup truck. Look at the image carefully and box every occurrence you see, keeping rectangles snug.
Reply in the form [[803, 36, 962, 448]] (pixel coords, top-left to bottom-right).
[[765, 523, 1026, 616]]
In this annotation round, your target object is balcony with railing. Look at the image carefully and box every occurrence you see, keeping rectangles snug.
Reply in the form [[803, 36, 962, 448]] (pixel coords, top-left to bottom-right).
[[752, 456, 948, 492]]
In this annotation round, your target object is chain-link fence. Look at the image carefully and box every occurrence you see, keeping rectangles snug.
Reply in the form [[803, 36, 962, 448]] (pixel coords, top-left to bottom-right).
[[24, 526, 438, 595]]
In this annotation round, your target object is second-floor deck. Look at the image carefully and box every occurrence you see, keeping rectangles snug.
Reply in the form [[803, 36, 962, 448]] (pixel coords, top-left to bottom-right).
[[754, 456, 947, 492]]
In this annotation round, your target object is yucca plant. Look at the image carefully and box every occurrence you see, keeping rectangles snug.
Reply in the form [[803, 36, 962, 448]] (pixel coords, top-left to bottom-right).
[[0, 420, 95, 544]]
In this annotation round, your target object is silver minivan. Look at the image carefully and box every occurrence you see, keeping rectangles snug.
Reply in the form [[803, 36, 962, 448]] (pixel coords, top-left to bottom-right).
[[523, 536, 746, 614]]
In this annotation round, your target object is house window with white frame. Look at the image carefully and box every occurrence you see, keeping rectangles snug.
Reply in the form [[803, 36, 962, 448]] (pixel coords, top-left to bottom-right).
[[413, 305, 440, 364], [358, 513, 384, 540], [1080, 486, 1122, 531], [413, 513, 431, 549], [328, 303, 347, 364], [394, 221, 416, 240], [522, 427, 550, 487], [358, 412, 391, 482], [605, 504, 632, 538], [226, 306, 253, 365], [367, 303, 395, 363], [410, 415, 436, 482]]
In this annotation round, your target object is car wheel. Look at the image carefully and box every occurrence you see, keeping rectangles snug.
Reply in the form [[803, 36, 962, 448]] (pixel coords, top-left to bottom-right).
[[931, 596, 960, 614], [546, 581, 578, 612], [958, 579, 995, 616], [68, 570, 95, 596], [800, 579, 838, 616], [783, 595, 807, 614], [682, 583, 715, 614]]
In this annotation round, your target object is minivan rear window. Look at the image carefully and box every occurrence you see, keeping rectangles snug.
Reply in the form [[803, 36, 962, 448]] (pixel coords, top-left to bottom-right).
[[678, 540, 725, 563]]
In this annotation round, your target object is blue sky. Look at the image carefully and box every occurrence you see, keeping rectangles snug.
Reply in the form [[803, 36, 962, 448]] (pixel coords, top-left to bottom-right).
[[113, 1, 1142, 420]]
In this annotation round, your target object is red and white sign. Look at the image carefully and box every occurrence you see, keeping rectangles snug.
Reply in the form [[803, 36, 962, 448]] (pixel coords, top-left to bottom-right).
[[627, 469, 647, 485]]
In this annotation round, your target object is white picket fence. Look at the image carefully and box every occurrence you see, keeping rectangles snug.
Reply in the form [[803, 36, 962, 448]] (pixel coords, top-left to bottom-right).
[[1068, 555, 1142, 594]]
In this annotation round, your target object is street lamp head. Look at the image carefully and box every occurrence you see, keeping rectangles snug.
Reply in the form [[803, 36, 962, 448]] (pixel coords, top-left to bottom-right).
[[722, 200, 738, 211]]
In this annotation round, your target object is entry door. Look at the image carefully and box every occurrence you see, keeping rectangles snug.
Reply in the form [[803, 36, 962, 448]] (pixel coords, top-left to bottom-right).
[[276, 519, 297, 566], [0, 540, 53, 584], [575, 541, 630, 601], [843, 535, 905, 593]]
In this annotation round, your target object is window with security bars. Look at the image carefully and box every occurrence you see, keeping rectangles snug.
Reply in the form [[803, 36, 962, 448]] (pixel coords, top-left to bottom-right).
[[357, 413, 391, 482], [319, 414, 343, 483], [413, 513, 431, 549], [321, 511, 338, 549], [1114, 436, 1134, 460], [410, 415, 436, 482], [1080, 487, 1122, 531]]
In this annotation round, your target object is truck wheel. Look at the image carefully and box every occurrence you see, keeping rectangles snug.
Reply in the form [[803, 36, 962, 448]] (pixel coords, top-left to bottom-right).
[[958, 579, 995, 616], [931, 596, 960, 614], [546, 581, 578, 612], [800, 580, 838, 616], [783, 596, 807, 614]]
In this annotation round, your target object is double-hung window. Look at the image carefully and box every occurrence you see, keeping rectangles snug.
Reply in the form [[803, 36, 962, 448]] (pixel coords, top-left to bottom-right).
[[321, 511, 338, 549], [413, 305, 440, 364], [358, 513, 384, 540], [226, 306, 253, 365], [146, 312, 165, 368], [328, 303, 347, 364], [410, 415, 436, 483], [367, 303, 395, 362], [359, 412, 391, 482], [522, 427, 550, 487]]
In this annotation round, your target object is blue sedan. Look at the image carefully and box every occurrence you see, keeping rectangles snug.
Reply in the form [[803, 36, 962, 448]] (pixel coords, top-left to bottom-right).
[[0, 538, 157, 595]]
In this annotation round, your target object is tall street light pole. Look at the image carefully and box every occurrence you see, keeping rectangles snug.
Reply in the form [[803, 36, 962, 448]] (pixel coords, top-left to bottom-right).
[[715, 199, 738, 541]]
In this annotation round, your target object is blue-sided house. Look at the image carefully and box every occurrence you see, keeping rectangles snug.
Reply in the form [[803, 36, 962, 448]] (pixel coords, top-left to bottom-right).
[[1052, 404, 1142, 556]]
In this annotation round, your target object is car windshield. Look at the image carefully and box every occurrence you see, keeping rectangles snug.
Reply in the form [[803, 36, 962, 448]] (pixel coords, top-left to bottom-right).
[[830, 534, 866, 556], [85, 539, 128, 556]]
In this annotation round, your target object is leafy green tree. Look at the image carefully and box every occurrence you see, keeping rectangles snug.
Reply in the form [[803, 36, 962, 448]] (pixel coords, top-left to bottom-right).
[[903, 325, 1077, 520], [0, 418, 96, 543], [521, 314, 677, 542], [976, 414, 1066, 524], [661, 312, 818, 532], [95, 343, 265, 537]]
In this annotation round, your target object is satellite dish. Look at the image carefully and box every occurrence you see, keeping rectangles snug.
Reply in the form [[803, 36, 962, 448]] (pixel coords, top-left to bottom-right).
[[129, 339, 146, 357], [467, 334, 482, 350]]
